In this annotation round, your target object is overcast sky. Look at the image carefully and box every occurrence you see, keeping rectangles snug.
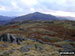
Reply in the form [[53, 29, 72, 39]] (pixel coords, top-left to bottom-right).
[[0, 0, 75, 17]]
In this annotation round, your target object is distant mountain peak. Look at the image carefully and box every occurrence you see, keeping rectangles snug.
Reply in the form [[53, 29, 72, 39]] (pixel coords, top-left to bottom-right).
[[12, 12, 70, 22], [33, 12, 42, 14], [13, 12, 59, 22], [31, 12, 44, 15]]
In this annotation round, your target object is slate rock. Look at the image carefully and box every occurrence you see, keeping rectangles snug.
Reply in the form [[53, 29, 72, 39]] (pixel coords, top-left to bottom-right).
[[34, 44, 44, 51], [21, 45, 32, 53], [2, 44, 8, 48], [36, 39, 44, 44], [62, 44, 74, 51], [37, 46, 44, 51], [0, 33, 26, 45]]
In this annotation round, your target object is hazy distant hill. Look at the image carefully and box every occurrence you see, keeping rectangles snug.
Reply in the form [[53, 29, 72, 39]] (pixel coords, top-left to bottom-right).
[[0, 15, 14, 25], [57, 16, 75, 21], [1, 12, 75, 25], [0, 15, 12, 21], [64, 16, 75, 21], [13, 12, 59, 22]]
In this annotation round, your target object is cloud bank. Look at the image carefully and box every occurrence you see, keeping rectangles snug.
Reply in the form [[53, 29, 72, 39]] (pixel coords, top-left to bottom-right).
[[0, 0, 75, 17]]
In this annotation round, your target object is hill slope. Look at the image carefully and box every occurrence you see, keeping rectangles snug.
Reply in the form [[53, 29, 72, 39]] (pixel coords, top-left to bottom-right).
[[13, 12, 60, 22], [0, 15, 14, 25], [0, 15, 12, 21]]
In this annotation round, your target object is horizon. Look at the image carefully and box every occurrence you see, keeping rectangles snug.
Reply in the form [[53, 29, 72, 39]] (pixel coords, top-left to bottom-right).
[[0, 0, 75, 18]]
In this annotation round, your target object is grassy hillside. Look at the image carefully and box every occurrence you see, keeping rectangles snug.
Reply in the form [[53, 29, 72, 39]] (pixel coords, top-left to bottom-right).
[[0, 20, 75, 56]]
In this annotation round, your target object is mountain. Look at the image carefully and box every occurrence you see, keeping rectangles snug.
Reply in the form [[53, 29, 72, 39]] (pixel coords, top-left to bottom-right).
[[0, 15, 12, 21], [0, 15, 14, 25], [64, 16, 75, 21], [57, 16, 75, 21], [13, 12, 60, 22]]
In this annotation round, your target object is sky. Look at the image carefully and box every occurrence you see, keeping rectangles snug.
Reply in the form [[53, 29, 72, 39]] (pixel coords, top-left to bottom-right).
[[0, 0, 75, 17]]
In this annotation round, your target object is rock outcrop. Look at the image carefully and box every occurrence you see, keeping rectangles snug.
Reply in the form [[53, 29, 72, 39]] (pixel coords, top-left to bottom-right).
[[0, 33, 26, 44]]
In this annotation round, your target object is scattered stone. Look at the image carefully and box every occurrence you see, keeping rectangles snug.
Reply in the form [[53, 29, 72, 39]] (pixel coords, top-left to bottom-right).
[[45, 42, 53, 45], [19, 27, 24, 31], [1, 44, 8, 48], [62, 44, 74, 51], [34, 44, 44, 51], [64, 39, 73, 42], [37, 46, 44, 51], [36, 39, 44, 44], [21, 45, 32, 53]]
